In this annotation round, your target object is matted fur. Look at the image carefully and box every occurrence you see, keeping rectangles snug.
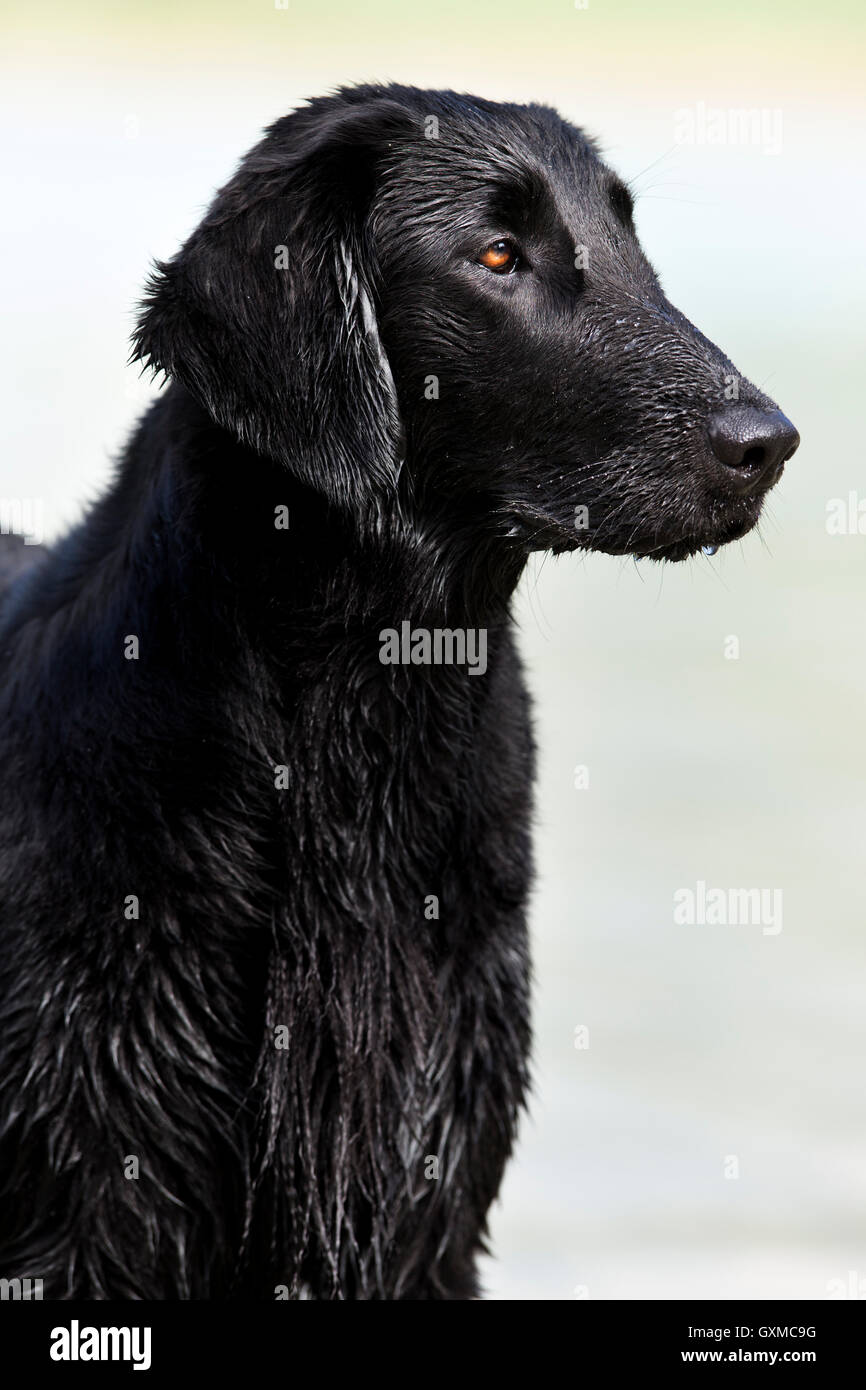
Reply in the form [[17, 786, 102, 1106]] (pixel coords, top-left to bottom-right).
[[0, 85, 794, 1299]]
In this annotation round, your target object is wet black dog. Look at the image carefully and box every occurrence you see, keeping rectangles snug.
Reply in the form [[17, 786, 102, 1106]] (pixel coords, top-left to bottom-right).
[[0, 85, 798, 1299]]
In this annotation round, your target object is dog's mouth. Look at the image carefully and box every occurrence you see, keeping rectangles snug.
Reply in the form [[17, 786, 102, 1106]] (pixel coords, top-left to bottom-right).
[[626, 512, 757, 562], [503, 498, 763, 563], [625, 487, 775, 560]]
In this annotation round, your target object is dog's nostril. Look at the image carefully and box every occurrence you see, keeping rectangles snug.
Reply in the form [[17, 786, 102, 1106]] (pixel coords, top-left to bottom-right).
[[741, 445, 765, 469], [708, 407, 799, 493]]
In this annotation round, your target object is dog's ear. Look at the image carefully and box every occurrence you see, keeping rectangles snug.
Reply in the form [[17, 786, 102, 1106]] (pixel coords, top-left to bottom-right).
[[132, 98, 411, 512]]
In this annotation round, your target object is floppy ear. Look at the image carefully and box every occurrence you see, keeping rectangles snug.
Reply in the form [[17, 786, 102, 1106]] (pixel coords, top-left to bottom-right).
[[132, 98, 410, 512]]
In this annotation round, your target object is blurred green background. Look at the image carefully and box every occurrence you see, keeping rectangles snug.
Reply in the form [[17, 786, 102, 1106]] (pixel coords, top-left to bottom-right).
[[2, 0, 863, 1300]]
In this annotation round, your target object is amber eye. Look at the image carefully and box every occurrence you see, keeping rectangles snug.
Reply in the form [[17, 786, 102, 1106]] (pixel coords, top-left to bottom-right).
[[478, 239, 520, 274]]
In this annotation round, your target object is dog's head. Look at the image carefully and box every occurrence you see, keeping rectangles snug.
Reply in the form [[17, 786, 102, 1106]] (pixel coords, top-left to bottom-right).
[[134, 85, 798, 564]]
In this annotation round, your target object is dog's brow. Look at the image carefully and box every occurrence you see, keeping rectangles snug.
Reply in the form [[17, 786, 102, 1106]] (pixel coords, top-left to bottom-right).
[[486, 162, 555, 228]]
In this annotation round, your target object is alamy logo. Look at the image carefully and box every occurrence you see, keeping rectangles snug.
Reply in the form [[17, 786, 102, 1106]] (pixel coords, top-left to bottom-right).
[[826, 1270, 866, 1299], [826, 492, 866, 535], [0, 1276, 43, 1299], [673, 102, 783, 156], [674, 880, 783, 936], [0, 497, 43, 545], [49, 1320, 151, 1371], [379, 621, 487, 676]]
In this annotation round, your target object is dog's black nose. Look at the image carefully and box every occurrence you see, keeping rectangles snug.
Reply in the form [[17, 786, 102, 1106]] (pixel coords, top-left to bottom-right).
[[708, 407, 800, 493]]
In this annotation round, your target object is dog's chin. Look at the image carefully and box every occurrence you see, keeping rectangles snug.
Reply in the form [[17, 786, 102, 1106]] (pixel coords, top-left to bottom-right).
[[622, 502, 765, 562], [504, 497, 765, 563], [625, 513, 758, 562]]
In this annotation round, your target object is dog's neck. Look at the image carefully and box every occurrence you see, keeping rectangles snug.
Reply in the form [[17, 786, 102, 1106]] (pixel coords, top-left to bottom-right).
[[125, 386, 525, 632], [16, 388, 526, 693]]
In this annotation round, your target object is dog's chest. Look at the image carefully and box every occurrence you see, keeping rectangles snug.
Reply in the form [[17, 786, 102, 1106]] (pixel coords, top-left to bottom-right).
[[242, 636, 535, 1292], [273, 639, 531, 930]]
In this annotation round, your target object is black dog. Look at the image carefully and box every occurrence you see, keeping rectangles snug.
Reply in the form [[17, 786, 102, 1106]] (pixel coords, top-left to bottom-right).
[[0, 85, 798, 1300]]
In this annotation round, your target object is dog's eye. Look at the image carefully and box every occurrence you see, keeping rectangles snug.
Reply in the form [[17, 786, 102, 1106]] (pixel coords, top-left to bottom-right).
[[478, 239, 520, 274]]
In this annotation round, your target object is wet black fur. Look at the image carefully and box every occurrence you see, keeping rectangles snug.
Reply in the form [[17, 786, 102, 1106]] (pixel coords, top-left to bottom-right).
[[0, 85, 789, 1299]]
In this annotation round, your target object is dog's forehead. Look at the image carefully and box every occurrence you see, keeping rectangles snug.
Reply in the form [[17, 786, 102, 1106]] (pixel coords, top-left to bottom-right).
[[380, 102, 617, 228]]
